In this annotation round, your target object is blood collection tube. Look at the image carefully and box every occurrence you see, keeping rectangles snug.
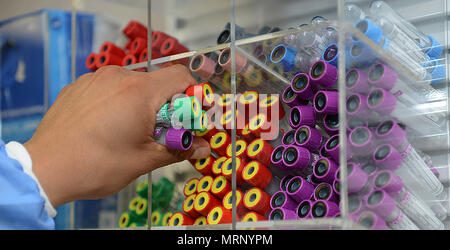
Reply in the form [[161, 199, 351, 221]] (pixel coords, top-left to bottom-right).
[[270, 44, 297, 72], [193, 216, 207, 226], [311, 200, 340, 218], [295, 125, 323, 152], [314, 183, 339, 204], [160, 37, 189, 56], [189, 54, 217, 80], [218, 47, 248, 74], [373, 170, 444, 230], [152, 31, 171, 50], [248, 113, 279, 140], [243, 187, 271, 216], [223, 190, 248, 217], [312, 157, 339, 184], [123, 21, 148, 40], [156, 96, 201, 127], [121, 53, 137, 67], [345, 68, 370, 94], [271, 145, 288, 171], [161, 212, 173, 227], [130, 37, 147, 56], [322, 114, 339, 135], [85, 53, 98, 71], [323, 134, 353, 163], [195, 123, 220, 142], [367, 88, 442, 135], [219, 109, 245, 136], [217, 94, 233, 113], [348, 195, 366, 220], [183, 194, 201, 218], [168, 212, 194, 226], [99, 41, 126, 58], [243, 161, 274, 191], [366, 190, 419, 230], [96, 52, 123, 68], [247, 139, 274, 167], [282, 86, 309, 108], [242, 211, 266, 222], [375, 120, 448, 217], [212, 156, 228, 176], [282, 129, 296, 146], [269, 208, 298, 221], [194, 191, 222, 217], [217, 22, 251, 44], [222, 157, 246, 186], [153, 127, 193, 151], [238, 90, 259, 117], [321, 43, 351, 69], [286, 176, 314, 203], [210, 131, 231, 156], [226, 139, 248, 161], [346, 93, 371, 119], [313, 90, 338, 115], [207, 206, 233, 224], [280, 175, 295, 192], [186, 82, 215, 110], [259, 95, 285, 120], [356, 211, 389, 230], [211, 175, 232, 199], [134, 198, 148, 219], [183, 178, 199, 197], [270, 191, 298, 211], [193, 155, 215, 176], [240, 123, 256, 142], [289, 106, 316, 129], [309, 60, 338, 89], [291, 73, 317, 101], [348, 126, 377, 157], [282, 145, 318, 173], [296, 200, 313, 219], [369, 0, 443, 60], [345, 161, 373, 195], [197, 175, 214, 194]]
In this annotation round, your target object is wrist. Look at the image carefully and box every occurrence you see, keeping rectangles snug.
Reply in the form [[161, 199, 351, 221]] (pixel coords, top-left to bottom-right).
[[6, 141, 58, 217]]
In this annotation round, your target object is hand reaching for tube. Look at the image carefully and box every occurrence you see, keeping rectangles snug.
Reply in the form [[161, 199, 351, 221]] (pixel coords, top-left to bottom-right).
[[24, 65, 211, 207]]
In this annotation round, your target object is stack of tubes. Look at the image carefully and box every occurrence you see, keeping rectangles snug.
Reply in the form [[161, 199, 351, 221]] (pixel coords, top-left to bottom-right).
[[170, 1, 447, 230], [85, 20, 189, 72]]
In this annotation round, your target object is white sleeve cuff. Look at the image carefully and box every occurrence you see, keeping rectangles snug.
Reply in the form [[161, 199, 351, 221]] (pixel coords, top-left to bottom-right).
[[5, 141, 58, 218]]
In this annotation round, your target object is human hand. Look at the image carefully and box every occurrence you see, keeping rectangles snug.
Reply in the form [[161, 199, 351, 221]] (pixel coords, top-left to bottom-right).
[[24, 65, 211, 207]]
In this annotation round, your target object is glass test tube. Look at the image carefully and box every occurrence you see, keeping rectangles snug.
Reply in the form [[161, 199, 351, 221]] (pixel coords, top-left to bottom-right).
[[374, 170, 444, 230], [369, 0, 443, 59]]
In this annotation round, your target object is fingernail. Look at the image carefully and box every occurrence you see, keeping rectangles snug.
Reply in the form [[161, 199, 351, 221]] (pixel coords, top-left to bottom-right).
[[191, 147, 211, 160]]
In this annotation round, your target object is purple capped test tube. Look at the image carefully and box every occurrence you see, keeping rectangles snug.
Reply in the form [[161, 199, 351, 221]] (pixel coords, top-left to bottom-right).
[[280, 175, 295, 192], [368, 63, 398, 91], [357, 211, 390, 230], [346, 93, 371, 119], [323, 134, 353, 163], [345, 162, 372, 195], [346, 116, 368, 134], [322, 114, 339, 136], [313, 91, 338, 115], [154, 127, 193, 151], [311, 200, 340, 218], [286, 176, 315, 202], [348, 126, 377, 156], [282, 145, 319, 173], [269, 207, 298, 221], [373, 170, 444, 230], [282, 86, 309, 108], [282, 129, 297, 146], [348, 195, 366, 221], [289, 105, 316, 129], [345, 68, 371, 94], [365, 189, 419, 230], [375, 120, 448, 215], [309, 60, 338, 89], [296, 200, 313, 219], [291, 73, 317, 100], [373, 144, 403, 171], [270, 191, 298, 211], [295, 125, 323, 152], [332, 178, 340, 196], [314, 183, 339, 203], [312, 157, 339, 184], [271, 145, 288, 171]]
